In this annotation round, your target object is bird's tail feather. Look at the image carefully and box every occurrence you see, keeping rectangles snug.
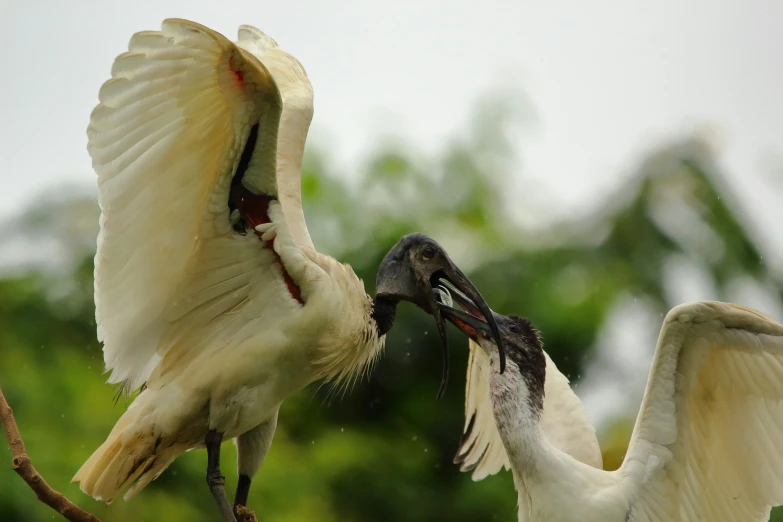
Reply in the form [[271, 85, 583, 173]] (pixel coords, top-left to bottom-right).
[[72, 405, 186, 503]]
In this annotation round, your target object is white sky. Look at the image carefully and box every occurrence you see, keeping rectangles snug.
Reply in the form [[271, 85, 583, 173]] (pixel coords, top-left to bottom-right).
[[2, 1, 782, 223], [2, 0, 783, 425]]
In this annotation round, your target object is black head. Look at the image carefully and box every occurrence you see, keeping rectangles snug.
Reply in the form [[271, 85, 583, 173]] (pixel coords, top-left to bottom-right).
[[436, 290, 545, 411], [375, 233, 506, 399]]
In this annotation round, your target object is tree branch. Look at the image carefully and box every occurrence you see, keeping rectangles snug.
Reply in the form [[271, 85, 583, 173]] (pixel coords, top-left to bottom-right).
[[0, 385, 103, 522]]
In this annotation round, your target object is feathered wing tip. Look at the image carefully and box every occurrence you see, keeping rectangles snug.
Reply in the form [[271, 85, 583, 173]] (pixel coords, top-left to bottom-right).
[[72, 404, 186, 503], [455, 342, 510, 480], [236, 24, 310, 80], [237, 25, 279, 49]]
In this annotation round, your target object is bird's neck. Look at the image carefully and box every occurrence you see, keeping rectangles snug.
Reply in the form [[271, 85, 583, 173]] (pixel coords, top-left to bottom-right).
[[493, 378, 603, 520], [490, 368, 558, 483], [371, 295, 399, 337]]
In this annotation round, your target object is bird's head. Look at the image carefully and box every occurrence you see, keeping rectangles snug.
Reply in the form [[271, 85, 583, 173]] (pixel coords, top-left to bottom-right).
[[437, 288, 547, 421], [436, 285, 544, 387], [375, 233, 506, 399]]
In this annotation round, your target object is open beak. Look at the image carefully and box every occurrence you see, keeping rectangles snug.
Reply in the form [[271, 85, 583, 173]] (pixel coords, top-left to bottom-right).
[[427, 264, 507, 383], [436, 301, 494, 344], [434, 283, 506, 373], [376, 233, 506, 400]]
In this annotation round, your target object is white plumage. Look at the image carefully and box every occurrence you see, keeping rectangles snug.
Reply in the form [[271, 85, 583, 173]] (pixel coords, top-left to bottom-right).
[[75, 18, 389, 512], [455, 342, 603, 479], [444, 300, 783, 522], [74, 20, 500, 520]]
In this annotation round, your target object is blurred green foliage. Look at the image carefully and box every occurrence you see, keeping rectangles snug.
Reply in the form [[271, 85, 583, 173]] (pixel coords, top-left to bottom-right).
[[1, 100, 781, 521]]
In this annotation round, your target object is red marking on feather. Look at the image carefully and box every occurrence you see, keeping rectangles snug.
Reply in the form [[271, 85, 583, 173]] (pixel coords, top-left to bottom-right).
[[230, 186, 304, 306], [230, 67, 245, 88]]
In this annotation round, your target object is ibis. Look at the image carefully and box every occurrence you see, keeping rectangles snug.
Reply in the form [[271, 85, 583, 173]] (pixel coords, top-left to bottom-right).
[[73, 18, 503, 522], [438, 289, 783, 522]]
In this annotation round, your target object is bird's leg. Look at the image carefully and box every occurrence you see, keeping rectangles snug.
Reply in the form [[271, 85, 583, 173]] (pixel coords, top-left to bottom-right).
[[234, 474, 252, 513], [234, 411, 279, 520], [205, 429, 236, 522]]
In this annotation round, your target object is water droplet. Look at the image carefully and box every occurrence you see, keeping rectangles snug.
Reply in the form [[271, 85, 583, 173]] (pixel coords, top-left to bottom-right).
[[412, 435, 418, 441], [311, 440, 315, 445], [424, 448, 428, 452], [340, 427, 344, 432]]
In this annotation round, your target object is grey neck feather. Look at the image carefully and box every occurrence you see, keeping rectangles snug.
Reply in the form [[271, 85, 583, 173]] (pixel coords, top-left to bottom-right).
[[488, 325, 548, 474]]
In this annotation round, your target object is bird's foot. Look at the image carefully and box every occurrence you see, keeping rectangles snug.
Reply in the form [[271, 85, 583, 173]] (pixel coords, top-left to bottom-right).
[[206, 469, 235, 522], [205, 430, 236, 522], [254, 222, 277, 242], [206, 468, 226, 489], [235, 504, 258, 522]]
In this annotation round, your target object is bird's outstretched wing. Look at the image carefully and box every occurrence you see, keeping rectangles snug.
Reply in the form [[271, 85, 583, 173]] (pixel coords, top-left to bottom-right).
[[455, 339, 603, 480], [620, 301, 783, 522], [234, 25, 314, 250], [91, 19, 314, 392]]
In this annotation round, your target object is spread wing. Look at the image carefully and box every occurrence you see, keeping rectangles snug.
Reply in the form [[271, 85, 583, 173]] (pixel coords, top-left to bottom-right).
[[620, 301, 783, 522], [455, 339, 603, 480], [234, 25, 314, 250], [91, 19, 311, 392]]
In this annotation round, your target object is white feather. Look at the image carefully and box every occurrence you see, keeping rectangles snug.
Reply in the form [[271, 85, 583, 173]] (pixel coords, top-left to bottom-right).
[[74, 19, 383, 504], [456, 340, 603, 481], [621, 301, 783, 521], [473, 301, 783, 522]]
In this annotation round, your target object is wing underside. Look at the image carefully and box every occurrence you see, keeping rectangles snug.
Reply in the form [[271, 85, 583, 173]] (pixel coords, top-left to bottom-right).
[[90, 19, 291, 392], [621, 301, 783, 522]]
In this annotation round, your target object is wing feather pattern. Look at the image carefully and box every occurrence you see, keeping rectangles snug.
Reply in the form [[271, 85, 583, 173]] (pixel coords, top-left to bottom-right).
[[235, 25, 315, 250], [90, 19, 289, 392], [455, 340, 603, 481], [621, 301, 783, 522]]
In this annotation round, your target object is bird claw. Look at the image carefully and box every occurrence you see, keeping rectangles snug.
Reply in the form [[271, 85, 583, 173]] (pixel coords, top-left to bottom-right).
[[235, 505, 258, 522], [254, 223, 277, 242]]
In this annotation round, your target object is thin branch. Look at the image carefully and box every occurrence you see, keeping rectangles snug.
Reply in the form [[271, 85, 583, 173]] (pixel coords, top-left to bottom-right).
[[0, 385, 103, 522]]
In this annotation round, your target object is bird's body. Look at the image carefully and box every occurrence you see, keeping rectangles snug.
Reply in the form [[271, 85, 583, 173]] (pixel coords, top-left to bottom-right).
[[440, 298, 783, 522], [76, 249, 383, 500], [74, 20, 497, 518], [455, 343, 603, 479], [74, 19, 401, 515]]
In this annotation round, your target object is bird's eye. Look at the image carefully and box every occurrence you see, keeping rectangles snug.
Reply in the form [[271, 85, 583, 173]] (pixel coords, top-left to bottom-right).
[[508, 323, 521, 334], [421, 246, 436, 260]]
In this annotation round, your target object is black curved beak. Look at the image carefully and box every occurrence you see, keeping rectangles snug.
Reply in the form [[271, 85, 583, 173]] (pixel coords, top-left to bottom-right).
[[375, 233, 506, 399], [436, 302, 493, 344]]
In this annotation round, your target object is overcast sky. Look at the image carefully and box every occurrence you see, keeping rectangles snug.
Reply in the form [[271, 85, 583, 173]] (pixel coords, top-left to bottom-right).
[[2, 0, 782, 424], [2, 0, 782, 223]]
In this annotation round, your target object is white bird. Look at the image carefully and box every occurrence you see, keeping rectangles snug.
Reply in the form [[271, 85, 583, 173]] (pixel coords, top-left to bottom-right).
[[453, 328, 603, 479], [438, 291, 783, 522], [72, 18, 503, 521]]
